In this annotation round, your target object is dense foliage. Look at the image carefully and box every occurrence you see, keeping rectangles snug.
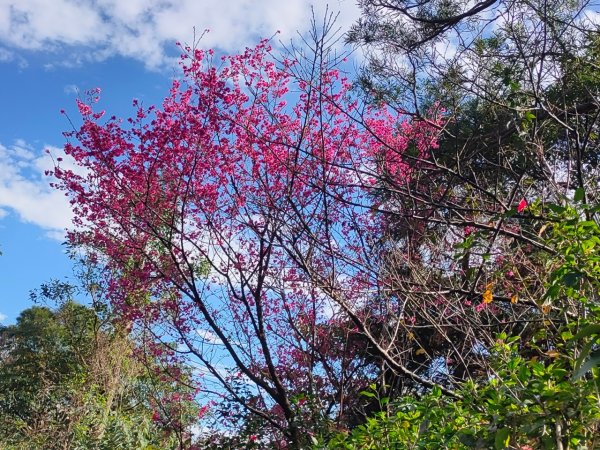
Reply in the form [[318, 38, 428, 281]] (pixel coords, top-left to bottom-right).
[[28, 0, 600, 448], [322, 200, 600, 449], [0, 296, 197, 449]]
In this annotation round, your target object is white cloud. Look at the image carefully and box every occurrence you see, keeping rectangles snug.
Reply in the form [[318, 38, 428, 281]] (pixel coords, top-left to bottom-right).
[[583, 9, 600, 26], [0, 312, 6, 322], [0, 46, 12, 61], [0, 45, 27, 67], [196, 329, 224, 345], [0, 140, 73, 239], [63, 84, 79, 95], [0, 0, 360, 70]]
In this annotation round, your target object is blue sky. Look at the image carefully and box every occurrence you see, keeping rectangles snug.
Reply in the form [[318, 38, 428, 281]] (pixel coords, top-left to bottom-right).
[[0, 0, 359, 324]]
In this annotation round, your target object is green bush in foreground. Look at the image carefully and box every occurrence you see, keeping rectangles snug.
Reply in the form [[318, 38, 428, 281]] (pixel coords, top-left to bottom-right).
[[322, 335, 600, 449], [322, 201, 600, 449]]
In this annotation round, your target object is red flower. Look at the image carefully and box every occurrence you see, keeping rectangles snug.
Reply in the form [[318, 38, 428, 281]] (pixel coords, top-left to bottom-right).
[[517, 199, 527, 213]]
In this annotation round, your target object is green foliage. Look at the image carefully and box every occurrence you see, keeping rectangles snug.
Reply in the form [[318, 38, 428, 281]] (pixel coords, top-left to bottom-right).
[[321, 337, 600, 449], [0, 301, 189, 449], [321, 200, 600, 449], [540, 198, 600, 382]]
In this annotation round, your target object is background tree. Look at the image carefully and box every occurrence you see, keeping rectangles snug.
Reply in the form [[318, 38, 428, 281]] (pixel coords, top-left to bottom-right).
[[0, 282, 198, 449], [322, 198, 600, 448], [343, 0, 600, 397]]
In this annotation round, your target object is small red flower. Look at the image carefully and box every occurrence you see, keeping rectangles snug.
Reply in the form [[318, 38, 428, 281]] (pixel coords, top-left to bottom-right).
[[517, 199, 527, 213]]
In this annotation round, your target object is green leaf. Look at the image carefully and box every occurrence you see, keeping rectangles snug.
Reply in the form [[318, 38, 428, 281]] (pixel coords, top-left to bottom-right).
[[560, 331, 573, 340], [562, 271, 581, 287], [547, 204, 566, 214], [531, 361, 546, 377], [573, 354, 600, 380], [573, 324, 600, 340], [573, 340, 595, 376], [359, 390, 376, 398], [518, 364, 530, 381], [582, 239, 596, 252], [544, 284, 560, 300], [495, 428, 510, 450], [574, 187, 585, 203]]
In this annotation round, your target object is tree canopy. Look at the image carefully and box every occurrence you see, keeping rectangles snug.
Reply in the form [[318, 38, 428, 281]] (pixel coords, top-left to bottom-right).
[[0, 293, 197, 449], [39, 2, 600, 448]]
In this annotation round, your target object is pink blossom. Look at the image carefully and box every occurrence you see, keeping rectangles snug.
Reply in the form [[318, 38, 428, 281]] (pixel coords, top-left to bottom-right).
[[52, 39, 444, 440], [76, 99, 92, 116]]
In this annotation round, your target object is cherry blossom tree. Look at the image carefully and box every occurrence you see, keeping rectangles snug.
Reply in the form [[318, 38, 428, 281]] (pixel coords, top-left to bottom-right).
[[51, 21, 445, 446]]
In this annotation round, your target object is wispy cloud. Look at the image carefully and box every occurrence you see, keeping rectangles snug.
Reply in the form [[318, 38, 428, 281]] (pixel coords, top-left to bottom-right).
[[583, 9, 600, 26], [0, 46, 27, 67], [0, 47, 13, 61], [0, 312, 7, 322], [63, 84, 79, 95], [196, 329, 224, 346], [0, 0, 360, 70], [0, 140, 73, 240]]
